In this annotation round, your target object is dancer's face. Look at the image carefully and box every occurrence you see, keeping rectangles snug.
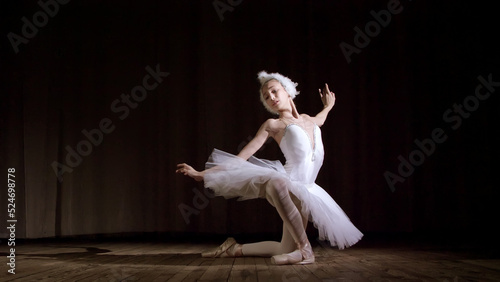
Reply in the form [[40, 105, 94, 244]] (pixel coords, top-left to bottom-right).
[[261, 80, 290, 112]]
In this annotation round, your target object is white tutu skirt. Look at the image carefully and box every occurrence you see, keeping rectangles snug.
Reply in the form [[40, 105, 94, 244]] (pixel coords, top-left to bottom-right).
[[204, 149, 363, 249]]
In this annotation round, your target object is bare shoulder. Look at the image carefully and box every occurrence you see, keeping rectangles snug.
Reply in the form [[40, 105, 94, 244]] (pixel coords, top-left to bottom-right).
[[300, 114, 314, 123], [301, 114, 321, 127], [263, 118, 285, 135], [300, 113, 312, 120]]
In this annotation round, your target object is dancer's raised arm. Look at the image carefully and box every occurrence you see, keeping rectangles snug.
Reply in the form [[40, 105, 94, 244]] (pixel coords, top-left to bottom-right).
[[308, 83, 336, 127]]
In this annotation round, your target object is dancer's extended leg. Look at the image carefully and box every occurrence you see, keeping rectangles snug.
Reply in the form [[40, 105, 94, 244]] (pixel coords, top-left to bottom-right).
[[241, 222, 295, 256]]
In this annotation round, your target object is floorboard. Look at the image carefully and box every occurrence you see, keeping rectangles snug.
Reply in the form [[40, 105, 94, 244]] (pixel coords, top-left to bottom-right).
[[2, 236, 499, 281]]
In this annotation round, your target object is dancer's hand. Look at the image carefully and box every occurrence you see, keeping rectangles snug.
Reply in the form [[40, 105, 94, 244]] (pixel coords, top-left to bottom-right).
[[176, 163, 203, 182], [319, 83, 335, 110]]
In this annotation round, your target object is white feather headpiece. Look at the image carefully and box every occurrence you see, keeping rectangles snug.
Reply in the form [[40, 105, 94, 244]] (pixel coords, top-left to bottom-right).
[[257, 71, 299, 114]]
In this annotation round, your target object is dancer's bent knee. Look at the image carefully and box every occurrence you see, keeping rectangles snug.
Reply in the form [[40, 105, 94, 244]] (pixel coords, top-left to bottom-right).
[[266, 178, 290, 200]]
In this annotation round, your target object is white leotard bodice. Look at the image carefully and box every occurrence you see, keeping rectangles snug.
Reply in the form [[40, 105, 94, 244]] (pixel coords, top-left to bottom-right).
[[279, 123, 324, 184]]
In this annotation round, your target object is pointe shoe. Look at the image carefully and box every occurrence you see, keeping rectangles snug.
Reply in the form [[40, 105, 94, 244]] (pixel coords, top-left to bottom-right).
[[271, 250, 302, 265], [271, 242, 315, 265], [201, 237, 237, 258], [298, 242, 315, 264]]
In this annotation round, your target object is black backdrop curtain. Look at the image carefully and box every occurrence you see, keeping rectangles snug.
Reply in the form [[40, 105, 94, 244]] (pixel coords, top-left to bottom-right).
[[1, 0, 498, 241]]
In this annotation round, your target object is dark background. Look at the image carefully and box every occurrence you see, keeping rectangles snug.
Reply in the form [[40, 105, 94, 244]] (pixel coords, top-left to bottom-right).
[[1, 0, 498, 244]]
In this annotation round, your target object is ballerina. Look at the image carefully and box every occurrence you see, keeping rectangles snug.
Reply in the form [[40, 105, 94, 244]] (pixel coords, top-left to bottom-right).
[[176, 71, 363, 265]]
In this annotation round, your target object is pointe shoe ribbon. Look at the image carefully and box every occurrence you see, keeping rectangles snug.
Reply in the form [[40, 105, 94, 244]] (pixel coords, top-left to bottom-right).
[[201, 237, 236, 258]]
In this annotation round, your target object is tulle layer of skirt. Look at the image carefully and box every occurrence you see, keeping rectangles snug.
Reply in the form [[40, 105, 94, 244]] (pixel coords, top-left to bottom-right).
[[204, 149, 363, 249]]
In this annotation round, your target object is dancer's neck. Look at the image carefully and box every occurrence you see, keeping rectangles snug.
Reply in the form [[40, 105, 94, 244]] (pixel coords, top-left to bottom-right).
[[279, 110, 300, 120], [279, 100, 300, 119]]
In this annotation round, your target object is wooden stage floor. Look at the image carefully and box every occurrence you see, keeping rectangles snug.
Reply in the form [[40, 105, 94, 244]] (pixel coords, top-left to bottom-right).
[[3, 235, 500, 281]]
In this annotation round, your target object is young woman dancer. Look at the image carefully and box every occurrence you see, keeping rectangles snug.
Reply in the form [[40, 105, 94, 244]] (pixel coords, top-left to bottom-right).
[[176, 71, 363, 265]]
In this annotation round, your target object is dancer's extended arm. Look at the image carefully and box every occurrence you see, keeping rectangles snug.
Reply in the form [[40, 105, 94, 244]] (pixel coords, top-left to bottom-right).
[[176, 163, 204, 181], [176, 120, 272, 181]]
